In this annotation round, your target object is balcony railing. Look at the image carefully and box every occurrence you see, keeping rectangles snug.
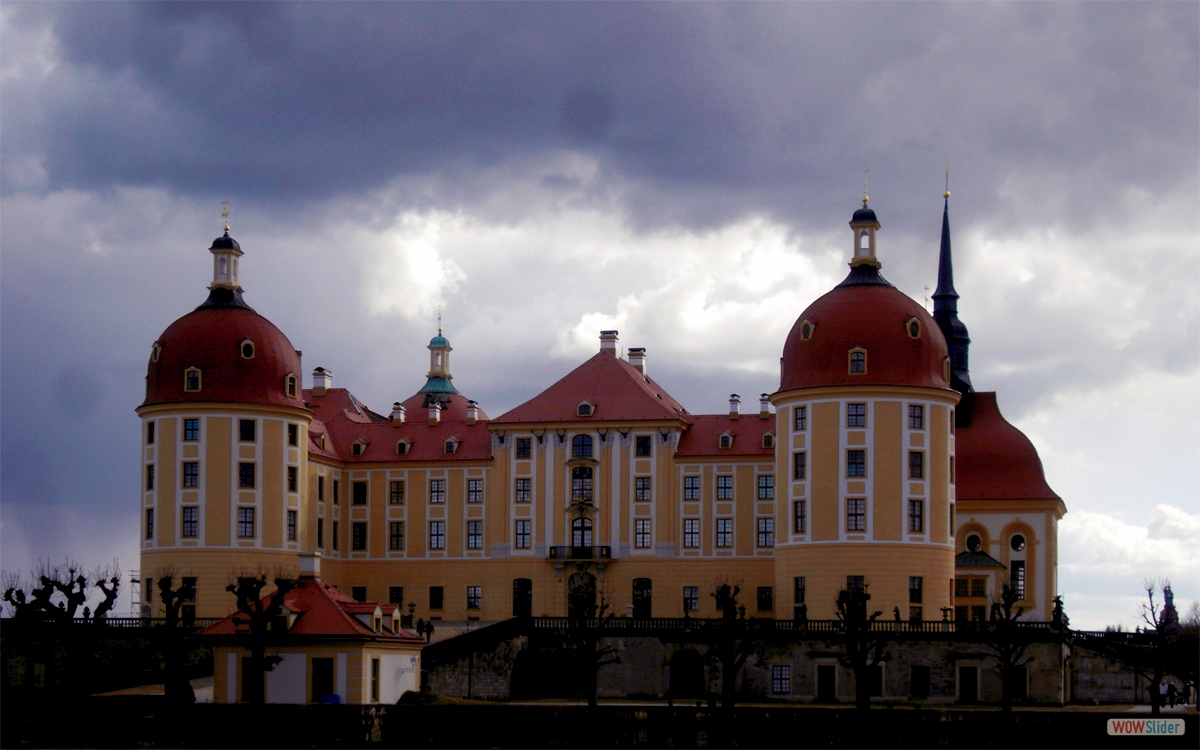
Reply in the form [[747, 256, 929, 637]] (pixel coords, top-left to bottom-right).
[[548, 546, 612, 561]]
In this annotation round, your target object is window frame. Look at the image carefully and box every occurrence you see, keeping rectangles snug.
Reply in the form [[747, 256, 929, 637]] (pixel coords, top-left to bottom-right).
[[183, 418, 199, 441], [467, 478, 484, 504], [848, 348, 867, 375], [515, 437, 532, 459], [466, 585, 482, 610], [515, 477, 532, 503], [429, 586, 444, 610], [715, 518, 733, 548], [683, 475, 700, 501], [757, 517, 774, 548], [181, 506, 198, 538], [757, 586, 774, 611], [908, 451, 924, 480], [716, 475, 733, 500], [238, 419, 256, 443], [287, 509, 297, 541], [429, 479, 446, 504], [466, 520, 483, 550], [571, 465, 593, 503], [389, 521, 405, 551], [352, 481, 368, 506], [635, 476, 652, 502], [287, 423, 298, 446], [793, 576, 806, 604], [237, 507, 255, 538], [514, 520, 531, 549], [184, 368, 201, 392], [846, 449, 866, 478], [351, 522, 367, 551], [634, 518, 652, 549], [846, 498, 866, 532], [793, 405, 807, 431], [757, 475, 774, 500], [146, 464, 156, 491], [793, 501, 807, 533], [908, 404, 924, 430], [682, 518, 700, 548], [181, 461, 199, 488], [571, 434, 594, 458], [238, 462, 256, 489], [771, 665, 792, 695], [287, 466, 298, 493], [635, 435, 652, 457], [793, 452, 807, 480], [428, 521, 445, 550], [146, 508, 154, 539], [846, 403, 866, 428], [908, 499, 924, 533], [683, 586, 699, 613], [389, 480, 405, 505], [909, 576, 923, 604]]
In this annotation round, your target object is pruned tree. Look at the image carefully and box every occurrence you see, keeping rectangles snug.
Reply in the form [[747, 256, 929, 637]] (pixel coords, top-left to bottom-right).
[[703, 580, 757, 712], [563, 568, 621, 707], [2, 571, 43, 620], [48, 559, 89, 620], [834, 585, 890, 712], [91, 561, 123, 621], [984, 584, 1033, 712], [226, 571, 296, 705], [156, 571, 196, 703]]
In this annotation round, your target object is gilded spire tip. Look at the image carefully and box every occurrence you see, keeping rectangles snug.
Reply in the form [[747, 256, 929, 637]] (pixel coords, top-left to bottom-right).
[[221, 199, 230, 233]]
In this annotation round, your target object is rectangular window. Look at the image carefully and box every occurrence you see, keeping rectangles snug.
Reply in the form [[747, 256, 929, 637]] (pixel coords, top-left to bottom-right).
[[287, 510, 297, 541], [352, 481, 367, 506], [793, 405, 807, 431], [635, 435, 652, 457], [793, 501, 807, 533], [571, 467, 593, 502], [515, 437, 532, 459], [972, 605, 987, 622], [771, 665, 792, 695], [429, 479, 446, 504], [333, 480, 339, 505], [847, 403, 866, 428], [955, 578, 969, 598], [909, 451, 924, 479], [467, 479, 484, 504], [911, 666, 931, 698], [908, 500, 924, 533], [970, 578, 986, 597], [515, 478, 532, 503], [146, 464, 156, 491], [1011, 560, 1026, 599], [466, 586, 482, 610], [238, 463, 255, 489], [352, 587, 367, 603], [332, 520, 339, 550], [950, 456, 955, 484], [147, 421, 156, 445], [182, 418, 199, 441], [317, 518, 324, 548], [287, 466, 298, 493], [352, 522, 367, 551], [683, 586, 699, 612], [847, 575, 865, 592], [239, 419, 256, 442], [371, 658, 380, 703], [757, 517, 774, 547], [389, 521, 405, 550], [181, 506, 198, 538], [757, 475, 774, 500], [635, 476, 652, 502], [318, 476, 325, 502], [846, 498, 866, 531], [180, 461, 197, 488], [467, 520, 483, 549], [716, 518, 733, 548], [909, 576, 923, 604], [683, 476, 700, 501], [793, 576, 806, 604], [683, 518, 700, 548], [846, 449, 866, 477], [515, 520, 531, 549], [909, 606, 923, 622], [287, 423, 298, 446], [429, 521, 445, 550], [757, 586, 773, 611], [429, 586, 444, 610], [389, 587, 404, 605], [635, 519, 652, 548], [793, 452, 807, 480], [145, 508, 154, 539], [716, 475, 733, 500], [237, 507, 255, 538], [389, 480, 405, 505], [909, 404, 924, 430]]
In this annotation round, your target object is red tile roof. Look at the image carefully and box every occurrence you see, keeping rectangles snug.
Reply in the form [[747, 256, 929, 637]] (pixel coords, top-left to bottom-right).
[[956, 392, 1060, 502], [194, 576, 423, 643], [492, 351, 690, 424], [676, 415, 776, 458]]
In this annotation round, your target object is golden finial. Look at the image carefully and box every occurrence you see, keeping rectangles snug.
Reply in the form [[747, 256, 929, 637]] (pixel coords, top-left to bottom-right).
[[862, 166, 869, 204], [221, 199, 230, 232], [943, 163, 950, 199], [437, 307, 443, 335]]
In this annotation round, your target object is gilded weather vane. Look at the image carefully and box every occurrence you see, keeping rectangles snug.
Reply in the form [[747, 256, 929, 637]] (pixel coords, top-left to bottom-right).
[[862, 166, 869, 204], [221, 199, 230, 232]]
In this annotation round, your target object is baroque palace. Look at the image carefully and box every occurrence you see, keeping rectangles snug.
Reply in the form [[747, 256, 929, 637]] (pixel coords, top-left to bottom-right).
[[138, 194, 1066, 625]]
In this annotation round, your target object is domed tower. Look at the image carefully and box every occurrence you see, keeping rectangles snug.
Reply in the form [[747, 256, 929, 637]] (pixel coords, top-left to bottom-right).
[[771, 198, 960, 621], [138, 226, 312, 618]]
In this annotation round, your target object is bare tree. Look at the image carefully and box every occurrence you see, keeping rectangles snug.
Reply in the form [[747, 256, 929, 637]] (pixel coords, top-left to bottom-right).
[[703, 580, 757, 712], [226, 571, 296, 705], [156, 570, 196, 703], [984, 584, 1033, 712], [91, 561, 122, 621], [833, 586, 889, 712], [563, 569, 621, 708], [48, 559, 89, 620]]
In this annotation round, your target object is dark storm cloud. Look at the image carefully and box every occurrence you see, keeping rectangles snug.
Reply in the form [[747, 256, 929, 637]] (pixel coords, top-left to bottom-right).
[[5, 2, 1196, 234]]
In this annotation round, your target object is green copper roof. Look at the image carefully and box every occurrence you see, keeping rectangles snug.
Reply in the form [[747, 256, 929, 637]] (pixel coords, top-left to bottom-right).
[[418, 376, 459, 395], [429, 334, 450, 348]]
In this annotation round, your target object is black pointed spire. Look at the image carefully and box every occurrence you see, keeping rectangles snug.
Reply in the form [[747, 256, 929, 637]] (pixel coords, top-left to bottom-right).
[[931, 194, 974, 421]]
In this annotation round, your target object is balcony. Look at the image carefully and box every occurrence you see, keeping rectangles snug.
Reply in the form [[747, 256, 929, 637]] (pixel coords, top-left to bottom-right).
[[548, 546, 611, 561]]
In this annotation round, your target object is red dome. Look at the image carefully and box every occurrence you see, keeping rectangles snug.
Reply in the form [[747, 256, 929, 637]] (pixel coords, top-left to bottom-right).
[[780, 274, 951, 392], [144, 306, 306, 409], [955, 392, 1060, 501]]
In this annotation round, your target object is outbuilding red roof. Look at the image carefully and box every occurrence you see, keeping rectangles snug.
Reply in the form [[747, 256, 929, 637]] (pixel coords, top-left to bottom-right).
[[956, 392, 1060, 502], [677, 415, 775, 458], [492, 350, 690, 424]]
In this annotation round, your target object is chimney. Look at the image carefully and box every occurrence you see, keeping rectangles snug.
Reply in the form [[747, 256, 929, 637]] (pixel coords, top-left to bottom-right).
[[428, 405, 441, 427], [599, 330, 619, 355], [311, 367, 332, 396], [728, 394, 741, 420], [759, 393, 771, 420], [390, 402, 406, 426], [466, 400, 479, 426], [298, 552, 321, 579], [628, 347, 647, 374]]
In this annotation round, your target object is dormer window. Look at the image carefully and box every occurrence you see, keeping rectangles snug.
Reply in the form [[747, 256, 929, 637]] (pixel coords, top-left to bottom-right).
[[577, 401, 594, 417], [240, 339, 255, 359], [184, 368, 201, 392], [352, 441, 365, 456], [719, 432, 733, 450], [762, 433, 775, 449], [373, 615, 382, 633], [150, 342, 161, 362], [396, 440, 409, 456], [905, 317, 921, 339], [444, 439, 458, 454], [849, 348, 867, 375], [285, 374, 297, 397], [799, 320, 815, 341]]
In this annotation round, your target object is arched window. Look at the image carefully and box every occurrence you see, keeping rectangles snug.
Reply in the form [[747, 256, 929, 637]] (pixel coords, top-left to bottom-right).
[[286, 374, 297, 397], [184, 368, 201, 392], [571, 466, 593, 503], [849, 349, 867, 374], [572, 517, 593, 548], [719, 433, 733, 450], [572, 434, 593, 458]]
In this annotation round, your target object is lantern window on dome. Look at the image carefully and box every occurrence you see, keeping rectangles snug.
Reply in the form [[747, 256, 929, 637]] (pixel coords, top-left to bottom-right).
[[719, 432, 733, 450], [905, 317, 921, 339], [396, 440, 410, 456], [184, 367, 202, 392], [285, 374, 297, 398], [240, 339, 255, 359], [150, 342, 162, 362], [799, 320, 815, 341], [848, 348, 867, 375]]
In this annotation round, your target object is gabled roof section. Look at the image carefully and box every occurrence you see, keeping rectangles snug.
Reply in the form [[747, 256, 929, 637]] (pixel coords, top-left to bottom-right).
[[677, 415, 775, 458], [492, 350, 690, 424]]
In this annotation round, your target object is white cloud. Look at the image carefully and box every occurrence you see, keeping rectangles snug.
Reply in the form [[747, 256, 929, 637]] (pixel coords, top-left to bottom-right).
[[357, 210, 467, 321]]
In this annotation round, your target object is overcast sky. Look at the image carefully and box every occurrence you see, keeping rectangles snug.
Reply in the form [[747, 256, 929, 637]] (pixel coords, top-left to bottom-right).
[[2, 2, 1196, 629]]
